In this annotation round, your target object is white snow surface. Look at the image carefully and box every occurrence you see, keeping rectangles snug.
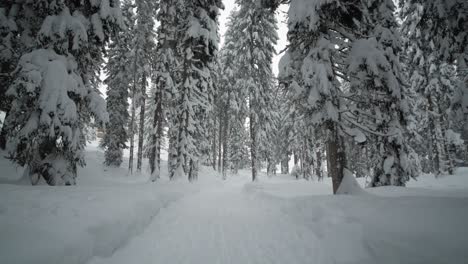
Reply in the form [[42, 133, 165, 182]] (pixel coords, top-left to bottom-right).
[[1, 143, 468, 264]]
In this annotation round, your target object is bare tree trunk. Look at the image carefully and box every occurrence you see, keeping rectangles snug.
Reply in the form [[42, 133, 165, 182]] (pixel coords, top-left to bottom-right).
[[458, 55, 468, 165], [136, 73, 146, 172], [326, 122, 346, 194], [168, 130, 177, 179], [428, 94, 446, 175], [217, 111, 222, 172], [281, 153, 289, 174], [0, 109, 9, 150], [128, 104, 136, 174], [129, 45, 139, 175], [212, 123, 217, 170], [315, 148, 322, 181], [149, 89, 162, 181], [250, 105, 257, 182], [222, 108, 229, 180]]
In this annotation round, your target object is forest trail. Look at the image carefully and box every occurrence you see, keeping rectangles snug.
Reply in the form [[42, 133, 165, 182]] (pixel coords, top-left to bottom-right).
[[87, 171, 468, 264], [89, 176, 320, 264]]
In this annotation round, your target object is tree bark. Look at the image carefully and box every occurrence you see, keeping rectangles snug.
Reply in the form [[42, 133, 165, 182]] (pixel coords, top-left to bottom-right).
[[212, 121, 217, 170], [281, 153, 289, 174], [149, 88, 162, 181], [221, 106, 229, 180], [217, 111, 223, 172], [250, 104, 257, 182], [0, 109, 9, 150], [315, 148, 322, 181], [326, 122, 346, 194], [136, 73, 146, 172]]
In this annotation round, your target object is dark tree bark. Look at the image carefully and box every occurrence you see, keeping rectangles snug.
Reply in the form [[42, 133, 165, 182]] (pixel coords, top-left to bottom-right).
[[250, 105, 257, 181], [212, 123, 217, 170], [326, 122, 346, 194], [221, 104, 229, 179], [217, 111, 222, 172], [149, 89, 163, 181], [281, 153, 289, 174], [315, 147, 322, 181], [136, 73, 146, 172], [0, 110, 9, 150]]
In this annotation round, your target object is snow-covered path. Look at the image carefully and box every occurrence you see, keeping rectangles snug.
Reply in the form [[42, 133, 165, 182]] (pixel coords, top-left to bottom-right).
[[88, 171, 468, 264], [90, 178, 318, 264]]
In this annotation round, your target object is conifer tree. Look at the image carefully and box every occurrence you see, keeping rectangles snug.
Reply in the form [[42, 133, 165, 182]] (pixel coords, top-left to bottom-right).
[[101, 1, 133, 167], [3, 1, 122, 185], [233, 0, 278, 181], [345, 0, 419, 186], [147, 0, 181, 181], [174, 0, 223, 181]]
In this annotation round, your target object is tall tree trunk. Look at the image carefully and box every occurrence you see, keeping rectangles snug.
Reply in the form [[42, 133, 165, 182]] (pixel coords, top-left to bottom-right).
[[250, 104, 257, 182], [0, 109, 9, 150], [458, 55, 468, 164], [149, 89, 162, 181], [222, 107, 229, 180], [217, 111, 222, 172], [281, 153, 289, 174], [326, 122, 346, 194], [129, 47, 139, 174], [136, 73, 146, 172], [212, 121, 217, 170], [168, 129, 177, 179], [428, 94, 446, 175], [315, 148, 322, 181], [129, 99, 136, 174]]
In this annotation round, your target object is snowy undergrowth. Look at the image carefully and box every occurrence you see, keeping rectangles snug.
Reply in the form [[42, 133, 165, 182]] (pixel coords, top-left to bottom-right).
[[0, 142, 215, 264]]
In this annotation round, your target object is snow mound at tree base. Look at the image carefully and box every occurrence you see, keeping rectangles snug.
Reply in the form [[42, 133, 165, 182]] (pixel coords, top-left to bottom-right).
[[336, 169, 369, 195]]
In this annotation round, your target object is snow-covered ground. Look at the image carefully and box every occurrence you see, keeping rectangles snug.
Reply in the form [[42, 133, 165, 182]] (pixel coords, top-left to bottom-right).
[[1, 143, 468, 264]]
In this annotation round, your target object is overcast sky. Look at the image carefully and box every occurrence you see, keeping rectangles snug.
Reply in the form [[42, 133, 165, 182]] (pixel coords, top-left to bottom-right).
[[218, 0, 289, 76]]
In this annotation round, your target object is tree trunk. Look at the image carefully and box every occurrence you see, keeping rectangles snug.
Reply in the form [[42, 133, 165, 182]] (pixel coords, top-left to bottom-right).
[[326, 122, 346, 194], [128, 101, 136, 174], [315, 148, 322, 181], [149, 89, 162, 181], [212, 122, 217, 170], [0, 109, 9, 150], [458, 55, 468, 164], [250, 105, 257, 182], [168, 129, 177, 179], [217, 111, 223, 172], [129, 45, 139, 175], [136, 73, 146, 172], [281, 153, 289, 174], [222, 107, 229, 180], [428, 94, 446, 175]]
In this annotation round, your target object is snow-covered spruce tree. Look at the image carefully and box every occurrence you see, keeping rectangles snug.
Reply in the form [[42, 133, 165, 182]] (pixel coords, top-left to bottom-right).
[[147, 0, 184, 180], [280, 0, 364, 193], [400, 1, 465, 174], [146, 0, 178, 179], [101, 1, 133, 167], [233, 0, 278, 181], [3, 1, 122, 185], [0, 4, 40, 149], [216, 9, 242, 177], [400, 0, 468, 150], [174, 0, 223, 181], [344, 0, 419, 186], [131, 0, 157, 173]]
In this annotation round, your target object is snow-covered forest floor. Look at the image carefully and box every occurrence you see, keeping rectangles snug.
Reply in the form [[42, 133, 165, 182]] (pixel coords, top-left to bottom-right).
[[1, 143, 468, 264]]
